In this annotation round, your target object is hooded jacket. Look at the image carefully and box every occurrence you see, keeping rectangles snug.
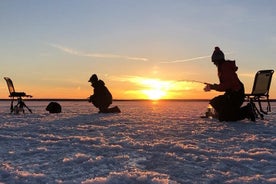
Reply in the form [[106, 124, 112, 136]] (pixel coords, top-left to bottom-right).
[[212, 60, 243, 92], [91, 80, 112, 108]]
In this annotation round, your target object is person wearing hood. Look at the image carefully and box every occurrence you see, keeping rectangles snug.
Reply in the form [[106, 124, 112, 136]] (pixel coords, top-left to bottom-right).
[[204, 47, 255, 121], [88, 74, 120, 113]]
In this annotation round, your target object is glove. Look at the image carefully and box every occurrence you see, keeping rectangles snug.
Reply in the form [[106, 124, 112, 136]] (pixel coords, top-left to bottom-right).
[[210, 84, 218, 90], [204, 84, 211, 92]]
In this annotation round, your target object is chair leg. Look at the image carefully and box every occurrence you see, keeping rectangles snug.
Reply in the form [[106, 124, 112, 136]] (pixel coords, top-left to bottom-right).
[[12, 97, 32, 114], [21, 102, 32, 113], [267, 98, 271, 112], [18, 97, 32, 114], [257, 96, 272, 115], [10, 98, 15, 113], [250, 101, 264, 119], [257, 99, 267, 115]]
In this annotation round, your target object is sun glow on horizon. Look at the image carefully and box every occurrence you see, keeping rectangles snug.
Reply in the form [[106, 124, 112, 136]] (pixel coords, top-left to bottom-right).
[[117, 75, 212, 100], [142, 89, 166, 100], [142, 79, 171, 100], [137, 78, 172, 100]]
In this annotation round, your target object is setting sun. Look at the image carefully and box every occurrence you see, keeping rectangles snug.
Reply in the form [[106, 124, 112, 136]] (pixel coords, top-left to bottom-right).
[[139, 79, 172, 100], [142, 89, 166, 100]]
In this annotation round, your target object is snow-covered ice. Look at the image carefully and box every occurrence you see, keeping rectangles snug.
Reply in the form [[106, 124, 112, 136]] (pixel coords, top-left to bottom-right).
[[0, 100, 275, 184]]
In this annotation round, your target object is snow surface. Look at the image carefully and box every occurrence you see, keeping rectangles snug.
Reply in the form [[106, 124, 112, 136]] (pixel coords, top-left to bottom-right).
[[0, 100, 275, 184]]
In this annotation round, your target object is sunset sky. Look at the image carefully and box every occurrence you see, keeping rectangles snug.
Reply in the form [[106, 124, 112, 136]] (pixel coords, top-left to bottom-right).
[[0, 0, 275, 100]]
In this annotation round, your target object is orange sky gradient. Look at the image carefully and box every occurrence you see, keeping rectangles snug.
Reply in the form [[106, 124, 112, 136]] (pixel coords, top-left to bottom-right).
[[1, 1, 275, 100]]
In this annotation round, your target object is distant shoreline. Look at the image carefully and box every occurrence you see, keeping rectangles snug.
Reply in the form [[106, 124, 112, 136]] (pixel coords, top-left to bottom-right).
[[0, 98, 209, 102], [0, 98, 275, 102]]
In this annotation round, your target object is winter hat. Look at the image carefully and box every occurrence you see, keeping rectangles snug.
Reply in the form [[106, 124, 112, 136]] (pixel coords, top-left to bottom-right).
[[211, 47, 225, 62], [88, 74, 98, 83]]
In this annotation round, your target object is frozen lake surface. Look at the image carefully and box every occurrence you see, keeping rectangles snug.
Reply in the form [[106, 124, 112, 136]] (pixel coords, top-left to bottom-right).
[[0, 100, 275, 184]]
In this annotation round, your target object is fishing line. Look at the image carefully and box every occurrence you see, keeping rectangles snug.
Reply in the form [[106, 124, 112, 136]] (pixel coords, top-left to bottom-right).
[[177, 79, 210, 85]]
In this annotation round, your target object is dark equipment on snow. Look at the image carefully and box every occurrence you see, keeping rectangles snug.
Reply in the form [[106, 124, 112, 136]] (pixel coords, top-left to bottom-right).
[[46, 102, 62, 113]]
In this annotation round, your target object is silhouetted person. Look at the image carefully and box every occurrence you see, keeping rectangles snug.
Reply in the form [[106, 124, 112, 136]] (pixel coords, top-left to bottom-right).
[[46, 102, 62, 113], [88, 74, 120, 113], [204, 47, 255, 121]]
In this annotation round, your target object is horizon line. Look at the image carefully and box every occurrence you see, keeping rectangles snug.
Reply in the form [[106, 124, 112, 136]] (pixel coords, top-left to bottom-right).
[[0, 98, 275, 102], [0, 98, 210, 101]]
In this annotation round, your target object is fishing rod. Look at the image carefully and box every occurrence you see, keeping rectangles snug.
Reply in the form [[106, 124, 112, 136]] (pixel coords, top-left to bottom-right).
[[177, 79, 211, 85]]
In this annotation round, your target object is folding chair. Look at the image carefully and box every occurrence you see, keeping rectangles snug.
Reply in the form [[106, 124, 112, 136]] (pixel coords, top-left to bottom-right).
[[244, 70, 274, 119], [4, 77, 33, 114]]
